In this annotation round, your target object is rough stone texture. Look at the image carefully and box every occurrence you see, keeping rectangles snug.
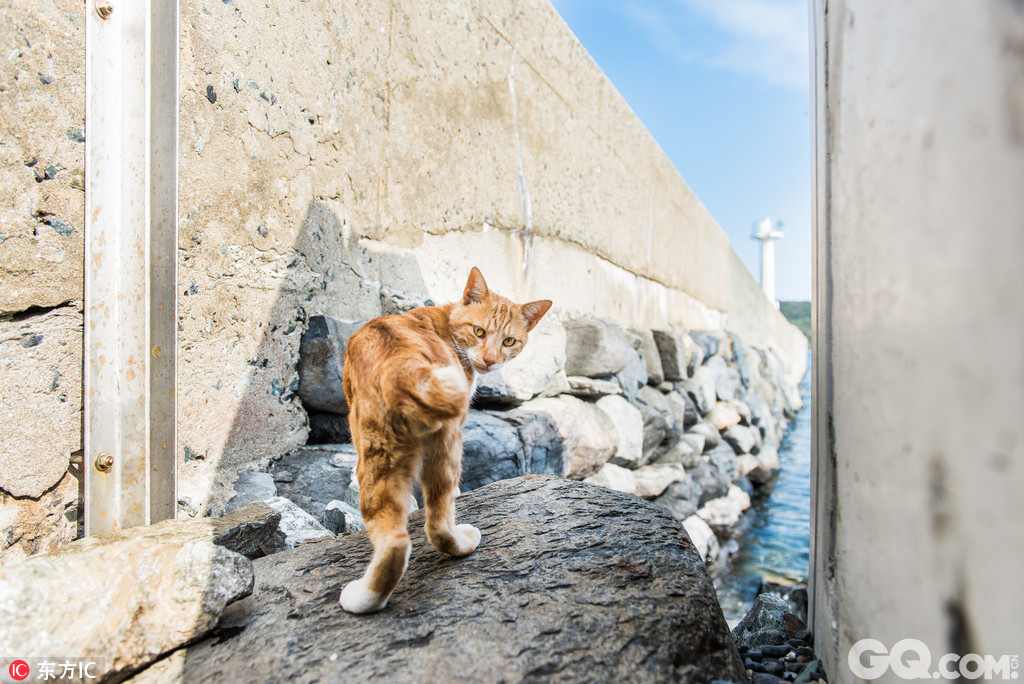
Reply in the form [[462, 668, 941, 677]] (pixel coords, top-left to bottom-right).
[[0, 471, 78, 567], [723, 424, 759, 455], [732, 593, 793, 649], [296, 315, 364, 414], [323, 499, 365, 534], [475, 317, 566, 403], [0, 2, 84, 314], [596, 394, 644, 468], [665, 389, 698, 433], [224, 471, 278, 513], [697, 485, 752, 534], [563, 318, 629, 377], [461, 411, 527, 491], [633, 385, 679, 462], [614, 346, 648, 403], [632, 463, 688, 498], [706, 401, 742, 431], [680, 366, 717, 415], [583, 462, 639, 495], [628, 328, 665, 386], [268, 445, 359, 522], [689, 420, 723, 452], [498, 409, 565, 476], [0, 304, 82, 498], [688, 331, 721, 360], [0, 509, 272, 679], [651, 329, 689, 381], [653, 476, 699, 521], [564, 375, 621, 397], [261, 497, 333, 553], [689, 461, 731, 507], [128, 478, 745, 683], [707, 443, 741, 483], [514, 395, 617, 479]]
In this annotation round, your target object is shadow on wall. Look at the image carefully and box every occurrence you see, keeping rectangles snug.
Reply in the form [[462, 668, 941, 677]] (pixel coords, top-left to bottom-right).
[[191, 200, 432, 515]]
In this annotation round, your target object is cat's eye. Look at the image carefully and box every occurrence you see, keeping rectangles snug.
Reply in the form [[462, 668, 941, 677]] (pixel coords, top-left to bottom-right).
[[503, 337, 516, 347], [473, 326, 486, 338]]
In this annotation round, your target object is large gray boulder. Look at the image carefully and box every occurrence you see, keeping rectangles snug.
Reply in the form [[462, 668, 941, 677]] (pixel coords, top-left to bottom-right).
[[497, 409, 564, 476], [563, 317, 629, 377], [0, 504, 278, 680], [475, 318, 567, 404], [261, 497, 334, 553], [296, 315, 364, 414], [653, 476, 700, 521], [461, 410, 527, 491], [651, 329, 689, 381], [128, 478, 745, 684], [513, 395, 617, 479], [627, 328, 665, 386], [632, 385, 679, 463], [596, 394, 645, 468], [614, 346, 648, 402]]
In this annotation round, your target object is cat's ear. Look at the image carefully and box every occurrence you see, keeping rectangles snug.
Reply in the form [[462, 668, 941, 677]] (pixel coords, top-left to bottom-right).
[[462, 267, 490, 304], [521, 300, 552, 332]]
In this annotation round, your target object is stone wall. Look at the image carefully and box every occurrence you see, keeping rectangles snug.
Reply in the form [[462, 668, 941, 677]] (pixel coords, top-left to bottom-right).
[[1, 0, 805, 562], [0, 0, 84, 565]]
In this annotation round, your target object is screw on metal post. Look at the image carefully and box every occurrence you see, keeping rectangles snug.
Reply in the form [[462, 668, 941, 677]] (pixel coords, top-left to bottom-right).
[[95, 452, 114, 472], [94, 0, 113, 19]]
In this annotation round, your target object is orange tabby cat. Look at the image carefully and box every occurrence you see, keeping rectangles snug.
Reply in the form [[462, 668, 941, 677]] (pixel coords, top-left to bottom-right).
[[339, 267, 551, 613]]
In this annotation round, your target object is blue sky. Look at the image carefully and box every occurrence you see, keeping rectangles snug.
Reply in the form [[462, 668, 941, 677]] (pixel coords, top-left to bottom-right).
[[550, 0, 812, 301]]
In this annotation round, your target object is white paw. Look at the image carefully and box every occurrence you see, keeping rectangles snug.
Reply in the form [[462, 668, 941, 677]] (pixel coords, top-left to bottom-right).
[[340, 578, 388, 614], [454, 523, 481, 554]]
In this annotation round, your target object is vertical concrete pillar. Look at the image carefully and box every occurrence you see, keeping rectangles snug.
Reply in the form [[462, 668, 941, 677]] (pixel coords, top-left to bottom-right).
[[810, 1, 1024, 680]]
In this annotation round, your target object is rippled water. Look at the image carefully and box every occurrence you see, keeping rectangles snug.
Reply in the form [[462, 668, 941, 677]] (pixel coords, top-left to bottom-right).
[[716, 353, 812, 624]]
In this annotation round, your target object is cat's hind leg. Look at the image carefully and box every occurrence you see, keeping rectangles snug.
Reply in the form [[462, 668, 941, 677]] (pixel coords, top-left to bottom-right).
[[421, 423, 481, 557], [340, 445, 415, 614]]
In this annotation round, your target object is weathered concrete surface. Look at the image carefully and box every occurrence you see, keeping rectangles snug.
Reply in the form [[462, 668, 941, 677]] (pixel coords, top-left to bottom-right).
[[811, 1, 1024, 679], [129, 477, 745, 683], [0, 503, 278, 679]]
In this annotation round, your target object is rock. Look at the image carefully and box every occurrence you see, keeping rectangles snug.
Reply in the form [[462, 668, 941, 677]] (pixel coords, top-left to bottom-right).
[[738, 454, 773, 484], [688, 331, 722, 359], [689, 461, 730, 507], [583, 462, 638, 495], [323, 500, 365, 534], [633, 463, 688, 498], [682, 333, 705, 377], [129, 478, 746, 683], [0, 514, 260, 680], [0, 471, 77, 567], [225, 471, 278, 513], [688, 420, 722, 452], [697, 485, 751, 532], [652, 438, 702, 469], [269, 444, 360, 522], [681, 363, 717, 415], [513, 395, 617, 479], [651, 329, 689, 381], [677, 432, 706, 458], [735, 476, 755, 497], [261, 497, 333, 553], [723, 424, 759, 455], [538, 369, 572, 397], [704, 355, 743, 402], [296, 315, 364, 414], [665, 389, 699, 433], [498, 409, 564, 476], [614, 346, 648, 402], [596, 395, 644, 468], [563, 317, 629, 377], [203, 503, 284, 560], [757, 445, 781, 475], [732, 593, 793, 649], [682, 514, 720, 564], [633, 385, 679, 462], [566, 375, 622, 397], [306, 410, 352, 443], [652, 476, 699, 521], [461, 411, 527, 491], [730, 398, 754, 426], [706, 401, 742, 431], [728, 333, 762, 387], [475, 318, 567, 403], [794, 660, 822, 683], [379, 288, 433, 315], [708, 443, 740, 483], [627, 328, 665, 385]]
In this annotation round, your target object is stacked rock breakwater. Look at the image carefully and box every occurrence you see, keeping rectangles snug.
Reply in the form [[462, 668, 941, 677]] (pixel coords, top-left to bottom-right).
[[231, 311, 804, 571]]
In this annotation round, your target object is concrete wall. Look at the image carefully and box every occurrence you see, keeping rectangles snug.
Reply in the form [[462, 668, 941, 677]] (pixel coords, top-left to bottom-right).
[[811, 1, 1024, 680], [0, 0, 84, 565], [1, 0, 804, 560]]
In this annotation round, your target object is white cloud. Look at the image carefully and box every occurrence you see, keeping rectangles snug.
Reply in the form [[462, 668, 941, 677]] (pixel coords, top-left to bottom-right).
[[624, 0, 810, 90]]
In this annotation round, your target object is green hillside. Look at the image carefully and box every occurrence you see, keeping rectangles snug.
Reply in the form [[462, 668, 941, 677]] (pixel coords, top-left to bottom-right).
[[779, 301, 811, 343]]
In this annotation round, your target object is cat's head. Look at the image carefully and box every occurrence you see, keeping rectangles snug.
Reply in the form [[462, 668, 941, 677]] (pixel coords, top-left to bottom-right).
[[448, 267, 551, 374]]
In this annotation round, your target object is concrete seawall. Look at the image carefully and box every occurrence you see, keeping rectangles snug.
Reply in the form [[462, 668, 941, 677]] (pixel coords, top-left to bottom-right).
[[0, 0, 805, 559]]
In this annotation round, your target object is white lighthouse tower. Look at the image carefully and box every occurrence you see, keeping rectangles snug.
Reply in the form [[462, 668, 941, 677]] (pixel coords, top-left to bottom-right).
[[752, 217, 784, 308]]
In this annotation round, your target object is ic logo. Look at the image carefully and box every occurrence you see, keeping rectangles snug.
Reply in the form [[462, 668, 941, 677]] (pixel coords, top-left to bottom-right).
[[8, 659, 30, 681]]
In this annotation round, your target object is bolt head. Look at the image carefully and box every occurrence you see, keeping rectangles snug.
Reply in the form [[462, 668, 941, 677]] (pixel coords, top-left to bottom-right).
[[95, 0, 113, 19]]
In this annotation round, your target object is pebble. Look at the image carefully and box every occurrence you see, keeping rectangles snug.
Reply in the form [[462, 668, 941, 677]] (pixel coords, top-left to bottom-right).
[[746, 659, 766, 673], [752, 673, 785, 684], [762, 644, 791, 658], [763, 659, 786, 676], [746, 649, 763, 662]]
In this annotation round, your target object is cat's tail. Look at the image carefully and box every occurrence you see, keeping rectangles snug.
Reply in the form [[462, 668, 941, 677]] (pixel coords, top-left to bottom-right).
[[380, 362, 471, 424]]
